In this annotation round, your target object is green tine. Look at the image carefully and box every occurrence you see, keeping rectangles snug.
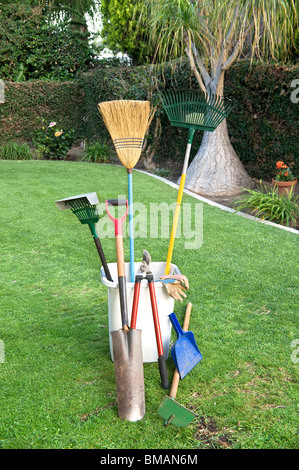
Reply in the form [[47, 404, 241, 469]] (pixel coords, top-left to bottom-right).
[[160, 89, 234, 132]]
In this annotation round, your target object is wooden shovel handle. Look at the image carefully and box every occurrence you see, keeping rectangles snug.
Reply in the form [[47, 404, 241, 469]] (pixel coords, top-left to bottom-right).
[[169, 302, 192, 399]]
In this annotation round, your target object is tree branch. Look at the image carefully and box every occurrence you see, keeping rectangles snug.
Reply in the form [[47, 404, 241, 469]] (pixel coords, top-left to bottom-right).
[[185, 45, 207, 93], [222, 21, 254, 71], [190, 41, 211, 89]]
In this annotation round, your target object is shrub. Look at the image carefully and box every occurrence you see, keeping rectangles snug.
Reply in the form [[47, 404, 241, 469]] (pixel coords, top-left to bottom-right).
[[32, 119, 75, 160]]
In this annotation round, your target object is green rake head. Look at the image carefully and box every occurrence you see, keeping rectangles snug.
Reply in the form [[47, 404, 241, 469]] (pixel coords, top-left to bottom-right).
[[160, 89, 234, 132], [55, 193, 100, 225], [69, 203, 99, 225]]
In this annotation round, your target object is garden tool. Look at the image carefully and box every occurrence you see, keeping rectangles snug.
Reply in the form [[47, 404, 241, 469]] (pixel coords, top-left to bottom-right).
[[169, 310, 202, 380], [98, 100, 156, 283], [55, 192, 113, 282], [106, 198, 145, 421], [160, 90, 234, 275], [158, 303, 196, 427], [133, 249, 169, 389]]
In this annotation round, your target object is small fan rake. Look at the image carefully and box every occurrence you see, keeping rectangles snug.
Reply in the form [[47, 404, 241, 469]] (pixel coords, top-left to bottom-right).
[[55, 193, 113, 282], [160, 89, 234, 274], [98, 100, 156, 282]]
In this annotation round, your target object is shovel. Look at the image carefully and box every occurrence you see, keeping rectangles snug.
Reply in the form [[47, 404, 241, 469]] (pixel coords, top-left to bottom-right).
[[169, 310, 202, 380], [106, 199, 145, 421], [158, 303, 196, 427]]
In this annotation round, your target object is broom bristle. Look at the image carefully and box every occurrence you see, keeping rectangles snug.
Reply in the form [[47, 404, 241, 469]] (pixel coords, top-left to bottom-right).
[[98, 100, 156, 169]]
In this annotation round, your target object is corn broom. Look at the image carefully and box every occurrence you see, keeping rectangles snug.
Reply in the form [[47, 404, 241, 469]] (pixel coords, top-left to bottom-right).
[[98, 100, 156, 282]]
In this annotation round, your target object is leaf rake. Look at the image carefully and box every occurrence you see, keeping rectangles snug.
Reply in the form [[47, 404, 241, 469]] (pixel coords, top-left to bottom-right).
[[160, 89, 234, 274], [55, 193, 113, 282]]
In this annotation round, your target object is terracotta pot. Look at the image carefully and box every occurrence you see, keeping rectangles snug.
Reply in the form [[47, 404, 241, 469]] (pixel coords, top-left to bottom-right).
[[272, 178, 297, 196]]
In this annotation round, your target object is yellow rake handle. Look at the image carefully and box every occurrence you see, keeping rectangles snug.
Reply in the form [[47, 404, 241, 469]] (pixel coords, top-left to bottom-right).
[[165, 173, 186, 275], [164, 128, 194, 275]]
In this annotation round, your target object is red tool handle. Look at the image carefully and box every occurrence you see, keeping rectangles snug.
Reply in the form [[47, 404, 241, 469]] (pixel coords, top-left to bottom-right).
[[148, 281, 169, 389], [148, 282, 163, 356], [131, 281, 141, 329], [105, 199, 128, 236]]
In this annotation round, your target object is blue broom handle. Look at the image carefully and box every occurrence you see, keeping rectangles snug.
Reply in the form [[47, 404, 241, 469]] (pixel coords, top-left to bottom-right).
[[128, 171, 135, 282], [169, 312, 184, 339]]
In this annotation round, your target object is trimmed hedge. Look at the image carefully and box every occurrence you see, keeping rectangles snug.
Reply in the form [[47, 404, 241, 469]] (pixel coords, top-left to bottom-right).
[[0, 81, 85, 144], [225, 62, 299, 179], [0, 61, 298, 180]]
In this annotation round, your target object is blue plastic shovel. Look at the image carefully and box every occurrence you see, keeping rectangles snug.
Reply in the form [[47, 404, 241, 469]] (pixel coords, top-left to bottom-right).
[[169, 312, 202, 379]]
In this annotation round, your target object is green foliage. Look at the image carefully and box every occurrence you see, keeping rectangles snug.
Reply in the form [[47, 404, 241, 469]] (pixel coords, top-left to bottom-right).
[[81, 141, 111, 163], [142, 0, 298, 67], [225, 62, 299, 179], [78, 65, 155, 143], [234, 182, 299, 228], [154, 168, 171, 177], [0, 3, 96, 81], [274, 161, 296, 182], [100, 0, 153, 65], [32, 119, 75, 160], [0, 61, 298, 179], [0, 141, 32, 160], [0, 81, 86, 144]]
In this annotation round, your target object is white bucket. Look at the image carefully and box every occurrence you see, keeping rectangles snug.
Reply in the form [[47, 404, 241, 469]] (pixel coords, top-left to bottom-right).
[[100, 261, 180, 363]]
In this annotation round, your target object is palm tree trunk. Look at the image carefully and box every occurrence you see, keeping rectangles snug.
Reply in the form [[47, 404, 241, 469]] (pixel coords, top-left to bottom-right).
[[184, 118, 252, 196]]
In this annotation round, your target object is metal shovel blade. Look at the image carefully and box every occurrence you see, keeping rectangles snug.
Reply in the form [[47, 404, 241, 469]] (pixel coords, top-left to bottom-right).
[[111, 328, 145, 422], [158, 395, 195, 427], [169, 312, 202, 380]]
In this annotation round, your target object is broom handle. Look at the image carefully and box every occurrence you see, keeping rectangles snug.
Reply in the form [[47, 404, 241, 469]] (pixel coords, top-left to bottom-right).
[[165, 128, 195, 275], [127, 170, 135, 282], [170, 303, 192, 399]]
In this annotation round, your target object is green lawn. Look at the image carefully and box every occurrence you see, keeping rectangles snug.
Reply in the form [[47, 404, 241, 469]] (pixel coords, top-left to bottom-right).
[[0, 160, 298, 449]]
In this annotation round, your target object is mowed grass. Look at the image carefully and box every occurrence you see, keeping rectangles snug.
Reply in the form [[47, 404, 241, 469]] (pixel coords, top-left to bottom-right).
[[0, 160, 298, 449]]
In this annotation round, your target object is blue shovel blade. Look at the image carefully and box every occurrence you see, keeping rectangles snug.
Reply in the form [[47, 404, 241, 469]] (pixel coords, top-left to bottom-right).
[[169, 312, 202, 379]]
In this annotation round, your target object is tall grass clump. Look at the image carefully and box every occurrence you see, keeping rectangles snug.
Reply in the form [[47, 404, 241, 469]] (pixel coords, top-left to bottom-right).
[[81, 141, 111, 163], [0, 141, 32, 160], [234, 182, 299, 228]]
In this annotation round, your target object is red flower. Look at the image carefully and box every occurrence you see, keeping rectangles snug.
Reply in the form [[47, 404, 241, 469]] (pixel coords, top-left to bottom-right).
[[276, 161, 284, 169]]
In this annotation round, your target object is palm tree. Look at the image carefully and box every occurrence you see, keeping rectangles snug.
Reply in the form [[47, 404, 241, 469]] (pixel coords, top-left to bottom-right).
[[141, 0, 297, 196]]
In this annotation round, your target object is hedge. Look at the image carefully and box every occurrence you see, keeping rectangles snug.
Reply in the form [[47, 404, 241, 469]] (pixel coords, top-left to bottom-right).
[[0, 61, 298, 180], [0, 81, 85, 144]]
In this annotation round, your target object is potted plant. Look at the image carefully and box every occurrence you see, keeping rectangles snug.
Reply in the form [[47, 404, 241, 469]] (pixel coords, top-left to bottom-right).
[[272, 161, 297, 195]]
